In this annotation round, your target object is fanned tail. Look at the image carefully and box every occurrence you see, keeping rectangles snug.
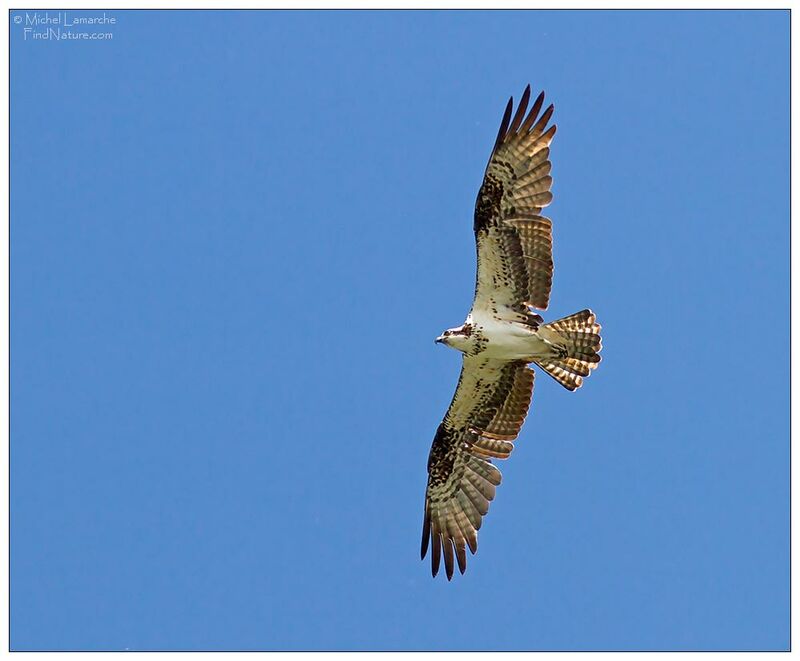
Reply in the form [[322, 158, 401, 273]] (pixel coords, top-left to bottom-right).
[[535, 309, 602, 391]]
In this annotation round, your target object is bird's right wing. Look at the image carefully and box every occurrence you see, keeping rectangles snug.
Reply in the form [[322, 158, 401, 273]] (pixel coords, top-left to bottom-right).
[[421, 355, 535, 580]]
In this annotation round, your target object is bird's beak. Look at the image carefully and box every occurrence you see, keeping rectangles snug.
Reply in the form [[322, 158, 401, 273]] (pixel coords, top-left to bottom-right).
[[435, 335, 445, 345]]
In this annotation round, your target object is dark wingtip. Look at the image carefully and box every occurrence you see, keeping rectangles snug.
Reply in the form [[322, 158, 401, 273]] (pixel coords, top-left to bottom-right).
[[420, 510, 430, 560], [532, 104, 555, 135], [492, 96, 514, 153], [467, 536, 478, 555], [431, 533, 442, 577], [508, 85, 532, 134], [443, 539, 455, 580], [521, 90, 547, 133]]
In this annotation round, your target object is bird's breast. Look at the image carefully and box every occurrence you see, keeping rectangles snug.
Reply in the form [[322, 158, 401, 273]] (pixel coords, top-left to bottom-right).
[[472, 317, 550, 361]]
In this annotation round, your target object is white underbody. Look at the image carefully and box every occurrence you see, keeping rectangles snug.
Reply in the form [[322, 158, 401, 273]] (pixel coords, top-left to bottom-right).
[[446, 307, 566, 361]]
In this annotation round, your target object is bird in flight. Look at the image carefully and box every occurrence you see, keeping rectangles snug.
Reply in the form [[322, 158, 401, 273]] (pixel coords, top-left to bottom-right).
[[421, 85, 602, 580]]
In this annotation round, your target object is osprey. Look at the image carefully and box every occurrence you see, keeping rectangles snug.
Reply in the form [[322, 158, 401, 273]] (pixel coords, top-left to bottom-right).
[[421, 85, 603, 580]]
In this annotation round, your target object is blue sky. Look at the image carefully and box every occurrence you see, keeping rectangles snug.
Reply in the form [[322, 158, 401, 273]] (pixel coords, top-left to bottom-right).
[[10, 9, 789, 651]]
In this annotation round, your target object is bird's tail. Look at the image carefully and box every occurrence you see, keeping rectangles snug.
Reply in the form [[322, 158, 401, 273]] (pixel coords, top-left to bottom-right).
[[534, 309, 602, 391]]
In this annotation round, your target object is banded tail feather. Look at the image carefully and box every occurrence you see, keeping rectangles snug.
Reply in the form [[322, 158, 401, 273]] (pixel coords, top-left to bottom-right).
[[535, 309, 602, 391]]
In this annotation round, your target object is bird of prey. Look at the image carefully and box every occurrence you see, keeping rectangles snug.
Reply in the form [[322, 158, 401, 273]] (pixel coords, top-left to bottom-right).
[[421, 85, 602, 580]]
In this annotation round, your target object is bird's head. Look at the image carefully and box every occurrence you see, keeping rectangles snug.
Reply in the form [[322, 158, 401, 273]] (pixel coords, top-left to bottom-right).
[[435, 323, 475, 353]]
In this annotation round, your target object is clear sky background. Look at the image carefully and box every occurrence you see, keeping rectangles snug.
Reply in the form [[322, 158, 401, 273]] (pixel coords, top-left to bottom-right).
[[10, 9, 789, 651]]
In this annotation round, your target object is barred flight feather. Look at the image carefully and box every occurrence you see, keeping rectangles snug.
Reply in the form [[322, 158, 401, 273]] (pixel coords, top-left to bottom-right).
[[473, 86, 558, 313], [422, 356, 534, 579]]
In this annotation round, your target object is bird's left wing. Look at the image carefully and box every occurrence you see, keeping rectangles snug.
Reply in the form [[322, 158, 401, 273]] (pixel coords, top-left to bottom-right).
[[422, 355, 535, 579], [472, 86, 557, 320]]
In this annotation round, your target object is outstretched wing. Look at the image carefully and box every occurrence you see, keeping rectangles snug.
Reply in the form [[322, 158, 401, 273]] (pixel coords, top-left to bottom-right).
[[421, 356, 535, 579], [472, 85, 557, 319]]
